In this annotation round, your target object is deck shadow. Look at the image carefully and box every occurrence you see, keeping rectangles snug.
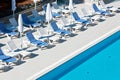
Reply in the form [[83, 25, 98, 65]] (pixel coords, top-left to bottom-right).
[[27, 48, 39, 52], [47, 44, 56, 49], [70, 33, 78, 37], [89, 23, 98, 26], [57, 39, 67, 43], [12, 60, 26, 66], [109, 14, 115, 17], [0, 43, 5, 47], [29, 53, 38, 58], [0, 66, 14, 73], [80, 26, 87, 31], [98, 19, 105, 22], [0, 35, 6, 39]]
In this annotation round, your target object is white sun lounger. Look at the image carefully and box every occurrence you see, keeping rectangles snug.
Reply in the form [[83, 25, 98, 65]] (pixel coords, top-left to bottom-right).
[[7, 40, 32, 60], [99, 0, 120, 12], [37, 28, 60, 43], [81, 8, 105, 21], [9, 17, 18, 31]]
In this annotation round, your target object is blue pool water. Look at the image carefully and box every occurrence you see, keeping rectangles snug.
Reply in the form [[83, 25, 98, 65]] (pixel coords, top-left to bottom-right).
[[59, 35, 120, 80], [37, 31, 120, 80]]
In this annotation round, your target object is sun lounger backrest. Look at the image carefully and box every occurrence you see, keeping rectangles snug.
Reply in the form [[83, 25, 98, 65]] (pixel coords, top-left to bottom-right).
[[0, 49, 4, 55], [50, 21, 59, 31], [81, 8, 88, 16], [93, 3, 99, 12], [0, 23, 11, 33], [0, 48, 17, 63], [43, 5, 47, 12], [7, 40, 17, 51], [72, 12, 80, 20], [22, 14, 34, 25], [38, 28, 48, 36], [32, 9, 39, 17], [99, 0, 105, 7], [0, 48, 11, 59], [61, 16, 68, 26], [26, 32, 37, 43], [9, 17, 18, 27], [0, 23, 6, 32], [52, 2, 59, 9]]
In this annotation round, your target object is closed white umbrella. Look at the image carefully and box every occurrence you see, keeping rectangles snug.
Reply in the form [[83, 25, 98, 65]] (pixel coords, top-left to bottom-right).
[[46, 3, 53, 34], [46, 3, 52, 23], [11, 0, 16, 17], [69, 0, 74, 25], [33, 0, 37, 10], [56, 0, 57, 4], [18, 14, 24, 49], [18, 14, 23, 33], [90, 0, 94, 2], [69, 0, 73, 12]]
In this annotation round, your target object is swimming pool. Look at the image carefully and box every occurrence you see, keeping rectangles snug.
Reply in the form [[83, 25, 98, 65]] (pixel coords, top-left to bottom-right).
[[37, 31, 120, 80]]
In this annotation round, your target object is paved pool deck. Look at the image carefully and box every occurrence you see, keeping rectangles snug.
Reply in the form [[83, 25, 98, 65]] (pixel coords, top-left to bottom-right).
[[0, 1, 120, 80]]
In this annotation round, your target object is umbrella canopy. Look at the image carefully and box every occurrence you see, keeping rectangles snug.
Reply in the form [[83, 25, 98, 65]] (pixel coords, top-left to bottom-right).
[[46, 3, 53, 23], [18, 14, 23, 33], [11, 0, 16, 16], [69, 0, 73, 11]]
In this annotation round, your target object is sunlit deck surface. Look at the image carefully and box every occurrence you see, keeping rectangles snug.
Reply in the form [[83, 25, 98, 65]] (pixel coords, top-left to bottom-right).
[[0, 1, 120, 80]]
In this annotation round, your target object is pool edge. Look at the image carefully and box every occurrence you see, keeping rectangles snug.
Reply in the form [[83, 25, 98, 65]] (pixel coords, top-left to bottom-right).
[[27, 26, 120, 80]]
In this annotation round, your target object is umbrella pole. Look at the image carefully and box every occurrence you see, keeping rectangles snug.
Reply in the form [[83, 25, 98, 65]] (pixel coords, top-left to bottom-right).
[[13, 11, 14, 17], [48, 21, 50, 35], [47, 21, 50, 43], [56, 0, 57, 5], [20, 33, 23, 49], [70, 10, 73, 24], [35, 3, 37, 10]]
